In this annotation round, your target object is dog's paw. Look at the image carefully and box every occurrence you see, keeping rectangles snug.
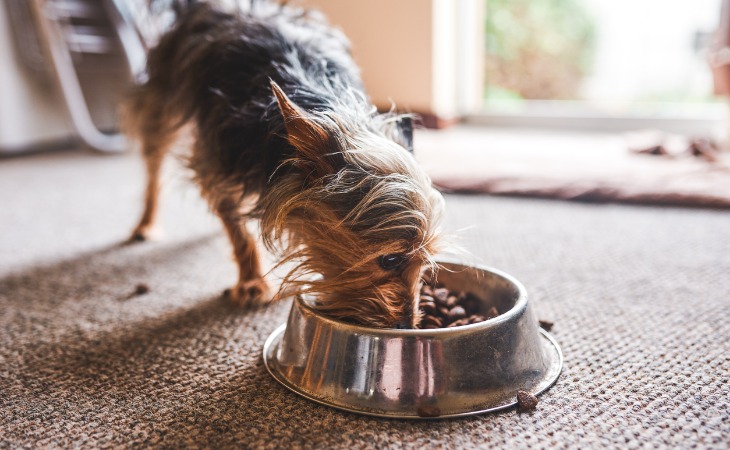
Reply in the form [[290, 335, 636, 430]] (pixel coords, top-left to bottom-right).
[[223, 278, 271, 307], [127, 225, 162, 243]]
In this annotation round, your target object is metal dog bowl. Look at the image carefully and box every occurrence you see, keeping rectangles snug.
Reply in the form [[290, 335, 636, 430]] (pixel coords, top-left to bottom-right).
[[263, 261, 562, 419]]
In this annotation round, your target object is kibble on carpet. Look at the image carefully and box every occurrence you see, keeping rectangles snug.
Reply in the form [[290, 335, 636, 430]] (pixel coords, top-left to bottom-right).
[[0, 147, 728, 448]]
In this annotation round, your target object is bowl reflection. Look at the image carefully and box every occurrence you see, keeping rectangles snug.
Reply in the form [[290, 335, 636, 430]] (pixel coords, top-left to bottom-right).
[[263, 261, 562, 418]]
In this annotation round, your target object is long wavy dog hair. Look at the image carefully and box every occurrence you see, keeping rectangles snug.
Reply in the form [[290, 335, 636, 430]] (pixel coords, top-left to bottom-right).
[[123, 1, 445, 328]]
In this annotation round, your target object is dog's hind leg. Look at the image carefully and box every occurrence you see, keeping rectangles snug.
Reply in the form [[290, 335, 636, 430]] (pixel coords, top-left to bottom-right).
[[214, 196, 271, 306], [126, 93, 179, 242], [130, 148, 164, 242]]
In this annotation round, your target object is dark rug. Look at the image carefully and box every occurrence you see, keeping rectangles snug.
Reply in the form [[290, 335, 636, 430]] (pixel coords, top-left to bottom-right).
[[1, 149, 728, 448], [417, 127, 730, 209]]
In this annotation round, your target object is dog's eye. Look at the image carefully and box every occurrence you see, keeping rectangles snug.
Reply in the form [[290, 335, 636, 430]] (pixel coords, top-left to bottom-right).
[[378, 254, 406, 271]]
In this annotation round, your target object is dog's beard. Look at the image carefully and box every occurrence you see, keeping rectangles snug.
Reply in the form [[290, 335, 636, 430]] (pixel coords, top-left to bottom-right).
[[259, 176, 443, 328], [279, 259, 427, 328]]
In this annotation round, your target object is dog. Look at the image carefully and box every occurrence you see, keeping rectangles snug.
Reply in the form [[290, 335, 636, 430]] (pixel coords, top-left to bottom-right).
[[123, 1, 445, 328]]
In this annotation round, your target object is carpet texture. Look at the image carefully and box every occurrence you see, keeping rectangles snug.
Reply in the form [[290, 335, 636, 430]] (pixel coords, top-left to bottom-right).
[[1, 147, 729, 449]]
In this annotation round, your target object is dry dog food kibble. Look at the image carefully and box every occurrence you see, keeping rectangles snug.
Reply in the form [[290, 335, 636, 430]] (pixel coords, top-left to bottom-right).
[[133, 283, 150, 296], [538, 319, 554, 332], [416, 405, 442, 418], [516, 390, 539, 410], [417, 284, 499, 329]]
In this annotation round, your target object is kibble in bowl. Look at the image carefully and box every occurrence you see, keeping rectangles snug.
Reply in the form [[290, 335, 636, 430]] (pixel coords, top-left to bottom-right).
[[417, 284, 500, 329], [263, 260, 563, 419]]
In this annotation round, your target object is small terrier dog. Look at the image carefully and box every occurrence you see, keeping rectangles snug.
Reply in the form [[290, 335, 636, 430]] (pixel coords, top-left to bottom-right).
[[124, 1, 444, 328]]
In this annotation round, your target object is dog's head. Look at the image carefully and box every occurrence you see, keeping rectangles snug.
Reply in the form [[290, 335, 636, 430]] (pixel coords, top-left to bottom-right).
[[260, 82, 444, 328]]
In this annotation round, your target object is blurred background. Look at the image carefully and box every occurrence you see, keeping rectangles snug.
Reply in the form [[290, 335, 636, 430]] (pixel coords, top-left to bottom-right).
[[483, 0, 722, 121], [306, 0, 727, 132], [1, 0, 728, 206]]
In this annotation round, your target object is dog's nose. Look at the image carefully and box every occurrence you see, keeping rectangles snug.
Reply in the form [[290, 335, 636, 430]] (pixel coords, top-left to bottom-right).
[[393, 322, 412, 330]]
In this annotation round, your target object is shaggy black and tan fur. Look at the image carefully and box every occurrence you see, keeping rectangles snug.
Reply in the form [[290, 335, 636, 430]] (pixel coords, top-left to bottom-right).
[[124, 1, 444, 328]]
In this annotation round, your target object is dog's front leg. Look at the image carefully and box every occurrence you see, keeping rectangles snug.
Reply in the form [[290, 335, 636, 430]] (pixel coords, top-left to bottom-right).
[[215, 198, 270, 306]]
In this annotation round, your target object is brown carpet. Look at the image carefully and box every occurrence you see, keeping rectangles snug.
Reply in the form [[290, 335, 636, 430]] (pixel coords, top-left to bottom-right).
[[1, 147, 729, 448], [417, 127, 730, 209]]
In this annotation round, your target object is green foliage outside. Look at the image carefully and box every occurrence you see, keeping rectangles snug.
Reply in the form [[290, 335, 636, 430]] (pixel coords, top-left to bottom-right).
[[485, 0, 597, 101]]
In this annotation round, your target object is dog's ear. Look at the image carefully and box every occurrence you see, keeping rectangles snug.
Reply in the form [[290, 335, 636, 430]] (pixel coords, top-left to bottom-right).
[[395, 116, 414, 153], [271, 80, 338, 172], [380, 115, 414, 153]]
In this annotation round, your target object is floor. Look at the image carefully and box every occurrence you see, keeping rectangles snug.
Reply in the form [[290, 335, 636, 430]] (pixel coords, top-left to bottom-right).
[[1, 143, 729, 448]]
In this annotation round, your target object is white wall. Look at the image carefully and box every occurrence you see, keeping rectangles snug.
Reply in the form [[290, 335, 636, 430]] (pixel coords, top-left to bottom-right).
[[0, 0, 485, 151], [0, 3, 72, 152], [301, 0, 484, 120]]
